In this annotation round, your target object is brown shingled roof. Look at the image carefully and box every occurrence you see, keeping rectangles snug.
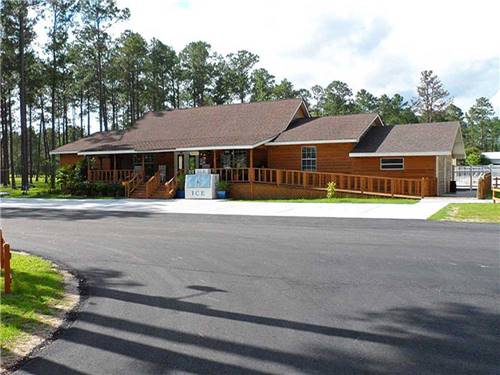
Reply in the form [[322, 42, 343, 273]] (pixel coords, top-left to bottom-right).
[[270, 113, 380, 144], [350, 122, 462, 156], [52, 99, 304, 154]]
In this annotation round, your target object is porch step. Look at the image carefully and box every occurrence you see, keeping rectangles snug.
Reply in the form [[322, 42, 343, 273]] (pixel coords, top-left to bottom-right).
[[129, 182, 175, 199]]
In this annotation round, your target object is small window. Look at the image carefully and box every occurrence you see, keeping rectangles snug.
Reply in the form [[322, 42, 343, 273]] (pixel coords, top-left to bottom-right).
[[301, 146, 317, 171], [380, 158, 404, 170]]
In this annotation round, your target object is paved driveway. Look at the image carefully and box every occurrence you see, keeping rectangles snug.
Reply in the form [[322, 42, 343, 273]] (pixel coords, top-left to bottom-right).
[[0, 197, 460, 219], [2, 208, 498, 374]]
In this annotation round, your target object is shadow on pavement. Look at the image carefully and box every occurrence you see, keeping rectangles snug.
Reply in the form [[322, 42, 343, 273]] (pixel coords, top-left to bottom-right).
[[18, 267, 500, 374]]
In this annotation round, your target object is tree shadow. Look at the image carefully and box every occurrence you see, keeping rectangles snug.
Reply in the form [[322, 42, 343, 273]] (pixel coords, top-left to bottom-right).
[[16, 266, 500, 374], [1, 208, 153, 221]]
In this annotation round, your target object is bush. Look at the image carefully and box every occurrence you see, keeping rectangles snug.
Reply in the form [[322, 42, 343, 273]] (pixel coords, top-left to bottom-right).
[[216, 180, 231, 192], [57, 165, 83, 194], [465, 147, 489, 166], [176, 172, 186, 191], [326, 181, 336, 199]]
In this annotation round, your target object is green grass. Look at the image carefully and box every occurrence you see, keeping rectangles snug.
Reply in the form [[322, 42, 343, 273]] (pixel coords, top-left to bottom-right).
[[1, 252, 65, 352], [235, 197, 419, 204], [0, 177, 118, 199], [429, 203, 500, 223]]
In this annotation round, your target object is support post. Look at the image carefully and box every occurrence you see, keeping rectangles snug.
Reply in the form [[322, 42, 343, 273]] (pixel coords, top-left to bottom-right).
[[249, 148, 254, 198], [213, 150, 217, 169], [142, 154, 145, 180], [113, 155, 117, 183]]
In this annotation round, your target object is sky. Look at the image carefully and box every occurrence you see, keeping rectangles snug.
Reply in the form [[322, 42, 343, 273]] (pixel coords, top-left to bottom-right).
[[110, 0, 499, 114]]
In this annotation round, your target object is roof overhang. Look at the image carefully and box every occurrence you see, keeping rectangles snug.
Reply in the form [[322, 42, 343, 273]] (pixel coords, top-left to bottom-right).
[[49, 150, 81, 155], [268, 139, 358, 146], [349, 151, 452, 157]]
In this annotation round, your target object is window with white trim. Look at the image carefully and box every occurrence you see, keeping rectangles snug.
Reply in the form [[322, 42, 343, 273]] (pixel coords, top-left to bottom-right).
[[301, 146, 317, 171], [380, 158, 404, 170]]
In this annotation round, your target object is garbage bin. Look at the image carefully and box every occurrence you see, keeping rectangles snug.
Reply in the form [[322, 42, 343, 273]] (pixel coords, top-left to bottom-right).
[[449, 180, 457, 193]]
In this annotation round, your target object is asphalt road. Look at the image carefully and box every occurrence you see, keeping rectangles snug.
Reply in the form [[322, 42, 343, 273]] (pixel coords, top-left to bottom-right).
[[2, 208, 499, 374]]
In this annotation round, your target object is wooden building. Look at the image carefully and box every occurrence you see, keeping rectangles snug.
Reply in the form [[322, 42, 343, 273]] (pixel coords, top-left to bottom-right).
[[51, 99, 465, 199]]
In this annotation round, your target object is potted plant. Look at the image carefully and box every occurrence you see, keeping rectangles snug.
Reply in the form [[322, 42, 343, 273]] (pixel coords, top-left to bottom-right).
[[175, 172, 186, 198], [216, 180, 231, 199]]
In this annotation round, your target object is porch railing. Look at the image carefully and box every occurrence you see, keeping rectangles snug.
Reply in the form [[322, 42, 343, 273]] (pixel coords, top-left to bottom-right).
[[211, 168, 437, 198], [88, 169, 135, 183]]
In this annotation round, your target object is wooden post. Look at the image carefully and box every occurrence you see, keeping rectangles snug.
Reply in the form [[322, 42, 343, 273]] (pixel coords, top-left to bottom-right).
[[141, 154, 145, 180], [113, 155, 117, 183], [249, 149, 254, 198], [213, 150, 217, 169], [3, 242, 11, 293]]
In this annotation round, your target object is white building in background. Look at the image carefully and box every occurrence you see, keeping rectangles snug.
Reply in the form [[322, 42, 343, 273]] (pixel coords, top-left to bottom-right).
[[482, 152, 500, 165]]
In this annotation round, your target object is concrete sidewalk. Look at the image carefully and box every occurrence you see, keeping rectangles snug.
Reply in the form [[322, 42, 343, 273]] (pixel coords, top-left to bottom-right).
[[1, 196, 488, 220]]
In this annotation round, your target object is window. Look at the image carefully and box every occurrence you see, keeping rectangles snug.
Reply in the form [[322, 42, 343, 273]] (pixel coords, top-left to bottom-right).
[[301, 146, 317, 171], [221, 150, 247, 169], [380, 158, 404, 170]]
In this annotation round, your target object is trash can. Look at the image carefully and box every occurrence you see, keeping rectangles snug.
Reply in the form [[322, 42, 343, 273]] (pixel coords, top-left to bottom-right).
[[449, 180, 457, 193]]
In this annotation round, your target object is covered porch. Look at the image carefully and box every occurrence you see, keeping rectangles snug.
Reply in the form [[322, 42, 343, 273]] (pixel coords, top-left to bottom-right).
[[86, 147, 268, 185]]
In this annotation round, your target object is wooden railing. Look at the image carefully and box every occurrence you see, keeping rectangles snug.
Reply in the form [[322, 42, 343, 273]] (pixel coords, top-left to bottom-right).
[[0, 229, 12, 293], [211, 168, 437, 198], [164, 173, 179, 198], [145, 171, 161, 198], [212, 168, 250, 183], [123, 173, 140, 198], [88, 169, 134, 183], [493, 188, 500, 204]]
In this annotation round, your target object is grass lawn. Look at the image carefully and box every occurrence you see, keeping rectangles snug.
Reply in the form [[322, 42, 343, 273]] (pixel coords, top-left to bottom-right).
[[1, 252, 65, 355], [235, 197, 419, 204], [0, 177, 119, 199], [429, 203, 500, 223]]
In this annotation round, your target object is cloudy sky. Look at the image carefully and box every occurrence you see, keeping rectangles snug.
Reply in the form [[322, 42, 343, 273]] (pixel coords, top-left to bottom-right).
[[115, 0, 499, 112]]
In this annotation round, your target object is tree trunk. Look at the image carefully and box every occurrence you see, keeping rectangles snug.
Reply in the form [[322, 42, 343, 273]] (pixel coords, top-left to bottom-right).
[[80, 90, 84, 137], [1, 98, 9, 186], [8, 97, 16, 188], [19, 12, 29, 191], [87, 95, 91, 135], [29, 104, 33, 183]]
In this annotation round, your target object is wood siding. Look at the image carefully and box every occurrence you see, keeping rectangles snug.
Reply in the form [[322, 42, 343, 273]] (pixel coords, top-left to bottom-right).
[[60, 154, 83, 166], [267, 143, 355, 173], [351, 156, 436, 178]]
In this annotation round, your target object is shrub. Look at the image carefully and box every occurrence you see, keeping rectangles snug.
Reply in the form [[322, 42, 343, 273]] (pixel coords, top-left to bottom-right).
[[465, 147, 488, 166], [57, 165, 83, 194], [216, 180, 231, 192], [176, 172, 186, 191], [326, 181, 336, 199]]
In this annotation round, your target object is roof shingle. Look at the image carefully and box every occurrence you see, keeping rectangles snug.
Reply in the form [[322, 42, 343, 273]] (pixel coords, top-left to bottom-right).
[[350, 122, 461, 155]]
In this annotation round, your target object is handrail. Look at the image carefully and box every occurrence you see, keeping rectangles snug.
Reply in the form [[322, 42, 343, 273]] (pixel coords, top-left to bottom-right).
[[211, 167, 437, 198], [145, 171, 161, 198], [123, 173, 140, 198]]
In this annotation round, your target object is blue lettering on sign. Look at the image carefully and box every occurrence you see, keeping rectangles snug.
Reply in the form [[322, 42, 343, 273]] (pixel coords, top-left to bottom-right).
[[186, 174, 211, 188]]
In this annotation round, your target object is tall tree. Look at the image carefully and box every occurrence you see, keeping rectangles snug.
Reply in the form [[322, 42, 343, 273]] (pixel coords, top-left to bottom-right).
[[211, 54, 231, 105], [320, 80, 354, 115], [377, 94, 418, 125], [46, 0, 77, 188], [227, 50, 259, 103], [147, 38, 179, 111], [2, 0, 39, 190], [272, 78, 296, 99], [414, 70, 450, 122], [354, 89, 378, 113], [465, 97, 495, 150], [179, 41, 213, 107], [78, 0, 129, 130], [250, 68, 275, 102]]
